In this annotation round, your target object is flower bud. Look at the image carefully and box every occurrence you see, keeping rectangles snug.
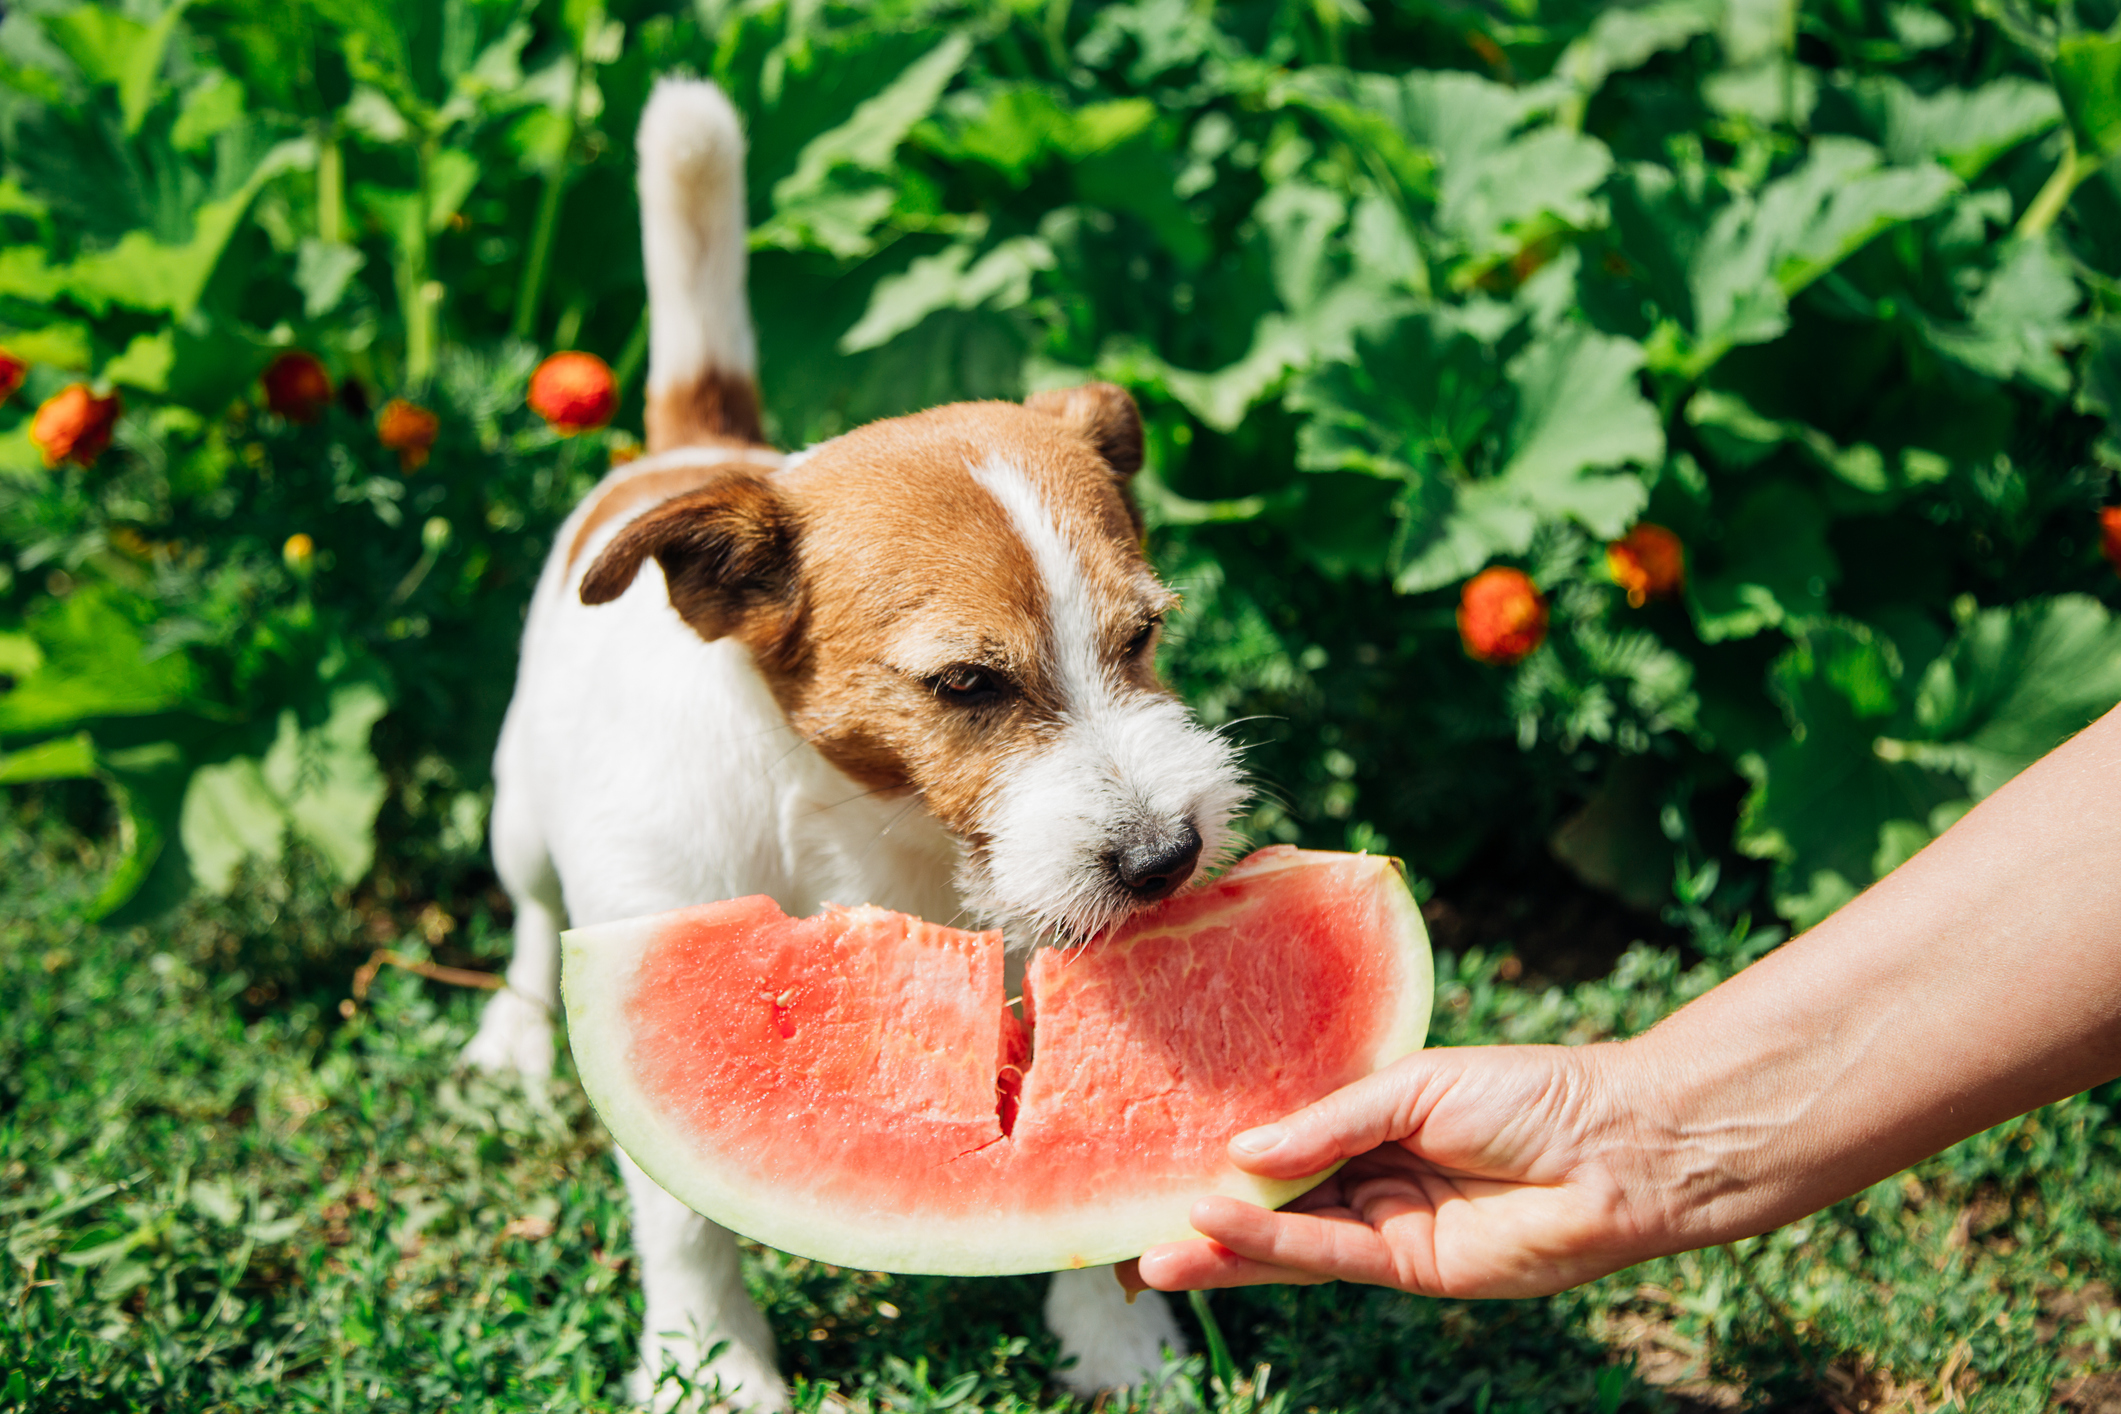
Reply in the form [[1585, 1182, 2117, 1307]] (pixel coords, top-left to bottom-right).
[[31, 384, 121, 468], [0, 348, 25, 404], [2101, 507, 2121, 578], [528, 351, 618, 435], [421, 516, 452, 554], [1607, 522, 1686, 607], [283, 533, 315, 575], [263, 351, 333, 423], [1458, 566, 1548, 666], [377, 399, 440, 470]]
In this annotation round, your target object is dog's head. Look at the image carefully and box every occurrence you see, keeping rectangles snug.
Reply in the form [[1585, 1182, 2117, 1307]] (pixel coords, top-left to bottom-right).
[[579, 383, 1247, 942]]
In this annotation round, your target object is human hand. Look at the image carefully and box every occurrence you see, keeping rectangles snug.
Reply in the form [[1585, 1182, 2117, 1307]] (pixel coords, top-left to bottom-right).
[[1125, 1043, 1670, 1298]]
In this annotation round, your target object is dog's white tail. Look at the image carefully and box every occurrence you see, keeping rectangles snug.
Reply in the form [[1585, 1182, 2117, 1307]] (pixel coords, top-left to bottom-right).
[[636, 77, 764, 450]]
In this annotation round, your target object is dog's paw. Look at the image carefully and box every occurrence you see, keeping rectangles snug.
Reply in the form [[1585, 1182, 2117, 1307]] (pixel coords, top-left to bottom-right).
[[1045, 1267, 1186, 1396], [630, 1329, 791, 1413], [459, 989, 555, 1080]]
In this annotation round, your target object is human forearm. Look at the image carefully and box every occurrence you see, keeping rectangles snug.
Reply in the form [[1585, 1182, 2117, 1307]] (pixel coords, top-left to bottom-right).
[[1134, 707, 2121, 1298], [1619, 705, 2121, 1252]]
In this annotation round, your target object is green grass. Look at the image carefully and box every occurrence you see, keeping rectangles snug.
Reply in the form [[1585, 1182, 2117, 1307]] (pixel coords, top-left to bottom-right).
[[3, 791, 2118, 1412]]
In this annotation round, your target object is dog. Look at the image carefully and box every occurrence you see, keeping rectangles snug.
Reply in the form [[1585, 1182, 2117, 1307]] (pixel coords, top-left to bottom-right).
[[461, 77, 1248, 1409]]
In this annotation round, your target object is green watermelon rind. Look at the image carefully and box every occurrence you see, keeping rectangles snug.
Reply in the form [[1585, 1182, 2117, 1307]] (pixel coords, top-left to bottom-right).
[[560, 848, 1432, 1276]]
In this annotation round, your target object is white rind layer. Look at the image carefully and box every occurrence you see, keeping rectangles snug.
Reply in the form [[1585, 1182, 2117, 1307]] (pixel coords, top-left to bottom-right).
[[561, 850, 1431, 1276]]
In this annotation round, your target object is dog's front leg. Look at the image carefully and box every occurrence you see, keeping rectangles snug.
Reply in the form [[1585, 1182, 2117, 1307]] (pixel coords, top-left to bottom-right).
[[1044, 1265, 1185, 1396], [617, 1149, 790, 1412]]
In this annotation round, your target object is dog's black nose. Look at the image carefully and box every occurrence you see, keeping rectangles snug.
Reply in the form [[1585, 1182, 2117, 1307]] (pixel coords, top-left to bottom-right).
[[1115, 823, 1203, 903]]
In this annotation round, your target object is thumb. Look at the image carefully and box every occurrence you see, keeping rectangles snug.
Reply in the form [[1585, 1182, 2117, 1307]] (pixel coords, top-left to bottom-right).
[[1226, 1051, 1462, 1179]]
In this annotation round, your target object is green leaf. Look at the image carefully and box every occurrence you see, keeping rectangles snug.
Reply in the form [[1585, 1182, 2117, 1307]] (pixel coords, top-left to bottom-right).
[[105, 331, 175, 393], [1398, 71, 1611, 256], [1554, 0, 1723, 96], [0, 248, 67, 303], [427, 148, 481, 232], [179, 754, 286, 894], [42, 0, 187, 135], [180, 683, 388, 893], [1392, 479, 1540, 593], [1496, 326, 1662, 535], [93, 740, 188, 921], [61, 139, 310, 318], [0, 322, 93, 370], [1850, 75, 2063, 179], [840, 236, 1054, 352], [0, 587, 199, 738], [1918, 235, 2080, 394], [1737, 621, 1959, 928], [1119, 277, 1409, 432], [2082, 319, 2121, 431], [0, 732, 96, 785], [774, 33, 970, 204], [1740, 599, 2121, 928], [1686, 481, 1837, 641], [1072, 125, 1211, 269], [1642, 139, 1957, 376], [926, 87, 1155, 184], [171, 70, 246, 152], [1896, 596, 2121, 797], [295, 239, 367, 318], [2053, 30, 2121, 162]]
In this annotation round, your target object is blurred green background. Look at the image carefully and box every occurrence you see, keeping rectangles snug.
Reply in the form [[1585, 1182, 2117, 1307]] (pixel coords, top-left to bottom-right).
[[5, 0, 2121, 1409], [6, 0, 2121, 943]]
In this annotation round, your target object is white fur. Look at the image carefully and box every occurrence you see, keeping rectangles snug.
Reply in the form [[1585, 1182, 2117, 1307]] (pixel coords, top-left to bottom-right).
[[966, 459, 1247, 943], [638, 78, 757, 390], [1046, 1268, 1186, 1393], [468, 80, 1208, 1410]]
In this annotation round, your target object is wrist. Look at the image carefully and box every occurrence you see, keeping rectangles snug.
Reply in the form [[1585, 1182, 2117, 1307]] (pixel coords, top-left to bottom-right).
[[1595, 1023, 1797, 1260]]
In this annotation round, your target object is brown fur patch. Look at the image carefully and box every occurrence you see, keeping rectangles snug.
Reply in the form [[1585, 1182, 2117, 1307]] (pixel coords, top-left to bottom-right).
[[645, 367, 767, 451], [572, 392, 1176, 851], [1023, 382, 1144, 478], [566, 460, 773, 572], [578, 470, 797, 645], [754, 399, 1171, 841]]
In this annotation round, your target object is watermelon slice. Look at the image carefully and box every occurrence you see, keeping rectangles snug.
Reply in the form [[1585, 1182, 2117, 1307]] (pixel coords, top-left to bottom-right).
[[561, 846, 1431, 1275]]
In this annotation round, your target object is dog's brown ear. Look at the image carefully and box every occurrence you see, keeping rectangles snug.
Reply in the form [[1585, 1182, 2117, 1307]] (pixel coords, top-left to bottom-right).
[[579, 472, 797, 642], [1024, 383, 1143, 479]]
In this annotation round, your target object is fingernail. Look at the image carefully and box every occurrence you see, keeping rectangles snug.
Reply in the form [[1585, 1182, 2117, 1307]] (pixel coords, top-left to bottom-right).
[[1231, 1124, 1286, 1155]]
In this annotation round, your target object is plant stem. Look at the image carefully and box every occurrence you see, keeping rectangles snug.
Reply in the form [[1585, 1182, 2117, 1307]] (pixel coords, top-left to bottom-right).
[[316, 131, 345, 245], [403, 138, 437, 388], [512, 50, 589, 342], [612, 309, 649, 395], [2016, 133, 2098, 239]]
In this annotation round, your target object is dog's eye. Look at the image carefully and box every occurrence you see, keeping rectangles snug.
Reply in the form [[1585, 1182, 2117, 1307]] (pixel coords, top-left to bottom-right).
[[931, 665, 1007, 707], [1123, 616, 1163, 660]]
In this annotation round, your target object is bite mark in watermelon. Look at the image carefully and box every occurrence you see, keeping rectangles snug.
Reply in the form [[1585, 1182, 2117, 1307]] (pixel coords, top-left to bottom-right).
[[561, 846, 1432, 1275]]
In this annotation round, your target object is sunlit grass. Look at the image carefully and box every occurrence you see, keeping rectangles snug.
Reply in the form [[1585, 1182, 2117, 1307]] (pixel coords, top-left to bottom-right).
[[3, 795, 2115, 1412]]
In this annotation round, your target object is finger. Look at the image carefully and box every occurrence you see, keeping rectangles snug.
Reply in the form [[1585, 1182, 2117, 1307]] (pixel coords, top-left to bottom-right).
[[1184, 1192, 1432, 1291], [1133, 1237, 1332, 1291], [1226, 1053, 1463, 1179]]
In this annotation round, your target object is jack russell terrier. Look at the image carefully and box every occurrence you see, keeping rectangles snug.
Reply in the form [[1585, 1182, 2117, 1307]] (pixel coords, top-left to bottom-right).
[[462, 77, 1248, 1408]]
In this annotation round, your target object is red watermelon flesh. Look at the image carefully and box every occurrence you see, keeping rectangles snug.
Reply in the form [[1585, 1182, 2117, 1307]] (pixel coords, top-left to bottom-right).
[[562, 846, 1430, 1275]]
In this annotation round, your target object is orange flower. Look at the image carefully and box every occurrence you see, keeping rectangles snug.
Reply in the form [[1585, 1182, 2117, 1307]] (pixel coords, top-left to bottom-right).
[[1458, 566, 1548, 666], [283, 533, 315, 575], [31, 384, 121, 468], [377, 399, 439, 470], [1607, 522, 1686, 607], [528, 351, 618, 434], [263, 351, 333, 423], [0, 348, 25, 404], [2100, 507, 2121, 577]]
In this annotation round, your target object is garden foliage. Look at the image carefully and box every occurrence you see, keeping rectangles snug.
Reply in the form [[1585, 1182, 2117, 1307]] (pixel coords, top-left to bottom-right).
[[3, 0, 2121, 931]]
